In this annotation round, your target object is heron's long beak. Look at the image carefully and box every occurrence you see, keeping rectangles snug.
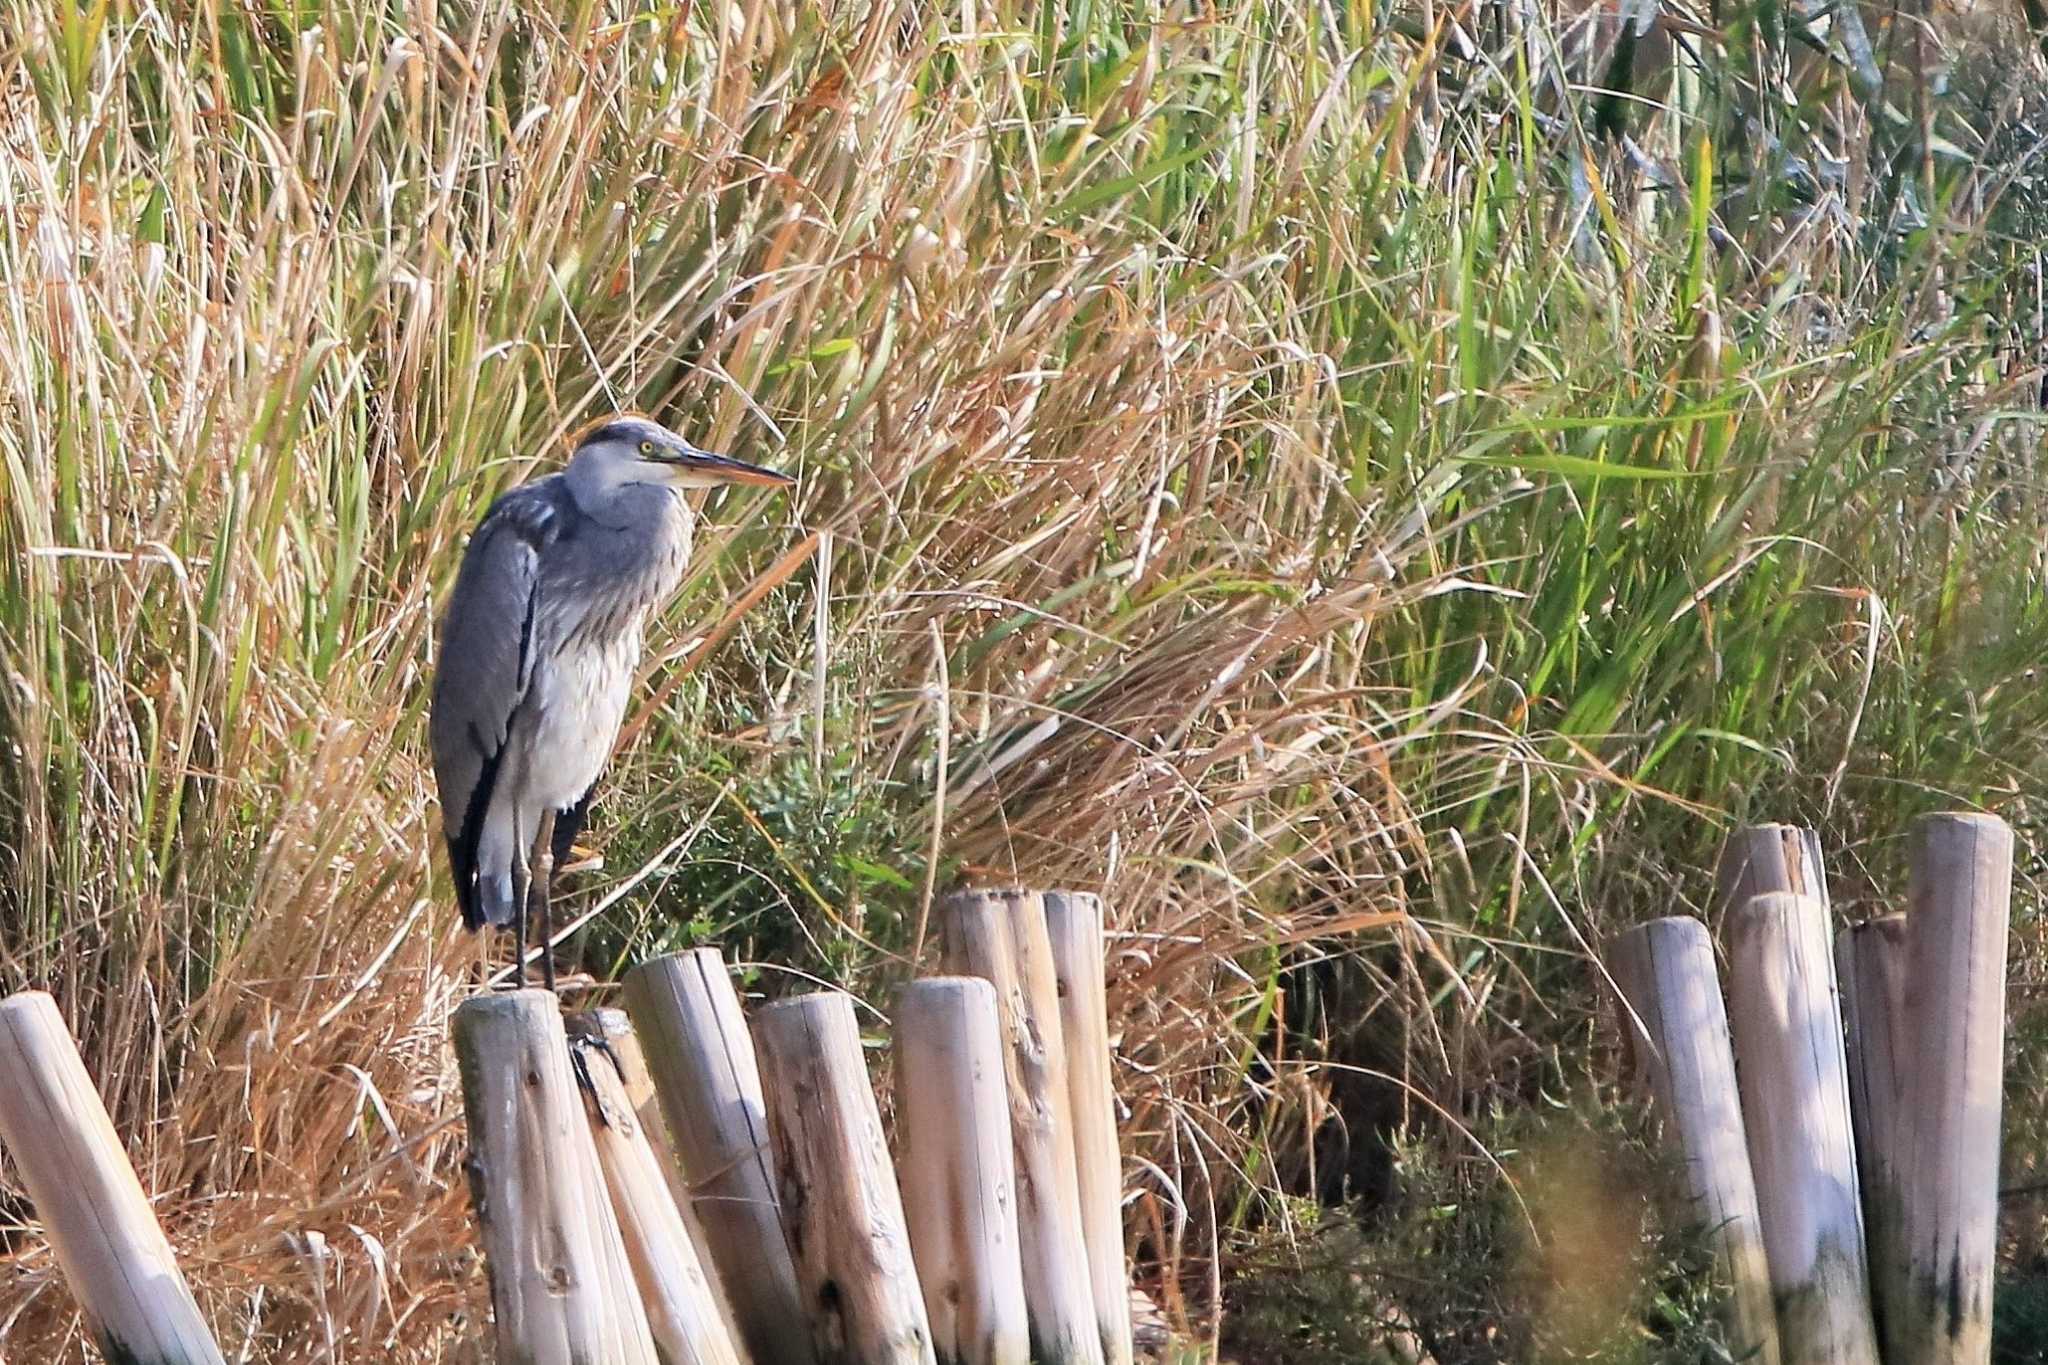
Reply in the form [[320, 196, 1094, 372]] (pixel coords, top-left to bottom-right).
[[664, 447, 796, 487]]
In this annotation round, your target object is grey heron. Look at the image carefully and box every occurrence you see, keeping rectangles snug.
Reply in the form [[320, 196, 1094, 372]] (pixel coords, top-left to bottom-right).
[[429, 414, 794, 990]]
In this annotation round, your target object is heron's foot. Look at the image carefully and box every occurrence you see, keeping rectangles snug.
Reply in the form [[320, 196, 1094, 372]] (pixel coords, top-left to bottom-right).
[[487, 926, 523, 991]]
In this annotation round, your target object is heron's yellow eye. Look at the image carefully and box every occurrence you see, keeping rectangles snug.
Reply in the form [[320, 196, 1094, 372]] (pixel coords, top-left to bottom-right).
[[639, 440, 654, 455]]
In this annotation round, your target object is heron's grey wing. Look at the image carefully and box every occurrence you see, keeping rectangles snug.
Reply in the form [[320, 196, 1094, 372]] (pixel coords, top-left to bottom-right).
[[429, 478, 571, 928]]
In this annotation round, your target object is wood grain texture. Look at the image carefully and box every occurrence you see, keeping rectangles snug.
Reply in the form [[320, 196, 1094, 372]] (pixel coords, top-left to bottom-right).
[[1725, 893, 1879, 1364], [624, 950, 815, 1365], [1040, 892, 1134, 1365], [1835, 912, 1910, 1357], [1713, 823, 1829, 918], [568, 1008, 725, 1283], [1607, 919, 1780, 1365], [755, 992, 936, 1365], [895, 977, 1030, 1365], [0, 991, 225, 1365], [452, 990, 658, 1365], [1889, 813, 2012, 1365], [941, 889, 1105, 1365], [568, 1016, 746, 1365]]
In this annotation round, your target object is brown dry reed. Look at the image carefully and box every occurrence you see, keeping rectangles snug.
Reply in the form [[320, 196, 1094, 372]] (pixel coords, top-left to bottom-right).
[[3, 0, 2046, 1360]]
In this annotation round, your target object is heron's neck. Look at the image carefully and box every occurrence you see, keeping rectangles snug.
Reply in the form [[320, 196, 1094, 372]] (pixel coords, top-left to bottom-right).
[[560, 470, 695, 606]]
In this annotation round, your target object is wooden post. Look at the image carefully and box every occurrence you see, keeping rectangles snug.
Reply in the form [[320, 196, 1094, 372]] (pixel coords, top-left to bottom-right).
[[941, 890, 1105, 1365], [568, 1009, 704, 1240], [754, 992, 936, 1365], [1040, 892, 1134, 1365], [568, 1015, 745, 1365], [573, 1005, 746, 1326], [624, 950, 815, 1365], [1725, 893, 1880, 1363], [1714, 823, 1829, 916], [1834, 912, 1910, 1355], [1886, 812, 2012, 1364], [1607, 919, 1781, 1365], [0, 991, 226, 1365], [452, 990, 658, 1365], [895, 978, 1031, 1365]]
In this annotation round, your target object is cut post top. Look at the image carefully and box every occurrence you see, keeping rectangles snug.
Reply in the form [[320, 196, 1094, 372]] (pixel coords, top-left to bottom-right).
[[453, 986, 563, 1021], [1714, 824, 1828, 916], [899, 975, 1001, 1009], [949, 887, 1103, 905], [755, 989, 861, 1029]]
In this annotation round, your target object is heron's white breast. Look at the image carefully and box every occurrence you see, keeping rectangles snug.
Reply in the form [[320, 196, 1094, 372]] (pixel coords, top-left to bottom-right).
[[523, 622, 644, 808]]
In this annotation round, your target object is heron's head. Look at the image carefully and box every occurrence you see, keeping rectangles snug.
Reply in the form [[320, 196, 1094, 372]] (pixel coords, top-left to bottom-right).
[[570, 415, 795, 491]]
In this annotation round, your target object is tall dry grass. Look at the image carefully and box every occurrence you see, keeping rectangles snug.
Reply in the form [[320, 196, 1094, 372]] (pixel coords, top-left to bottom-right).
[[1, 0, 2044, 1359]]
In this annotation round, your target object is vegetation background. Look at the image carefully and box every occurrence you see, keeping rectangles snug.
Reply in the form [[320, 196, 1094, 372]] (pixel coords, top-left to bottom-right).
[[2, 0, 2045, 1359]]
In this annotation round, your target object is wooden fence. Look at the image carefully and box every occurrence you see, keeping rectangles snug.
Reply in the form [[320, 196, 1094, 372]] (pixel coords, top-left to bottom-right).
[[1610, 813, 2012, 1365], [456, 886, 1133, 1365], [0, 825, 2013, 1365]]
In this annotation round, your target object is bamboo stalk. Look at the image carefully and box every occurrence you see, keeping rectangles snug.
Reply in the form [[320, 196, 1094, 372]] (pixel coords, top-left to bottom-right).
[[941, 890, 1105, 1365], [754, 992, 936, 1365], [894, 978, 1030, 1365], [624, 950, 815, 1365], [1835, 912, 1909, 1356], [568, 1015, 746, 1365], [1886, 812, 2012, 1364], [1725, 893, 1879, 1363], [452, 990, 658, 1365], [0, 991, 226, 1365], [1040, 891, 1134, 1365], [1607, 918, 1780, 1365]]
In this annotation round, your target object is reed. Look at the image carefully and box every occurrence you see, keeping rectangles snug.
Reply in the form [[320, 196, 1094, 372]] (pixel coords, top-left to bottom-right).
[[1, 0, 2042, 1357]]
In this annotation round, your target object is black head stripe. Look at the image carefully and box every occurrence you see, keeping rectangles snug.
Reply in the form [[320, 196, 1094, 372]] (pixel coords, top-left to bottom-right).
[[582, 418, 658, 449]]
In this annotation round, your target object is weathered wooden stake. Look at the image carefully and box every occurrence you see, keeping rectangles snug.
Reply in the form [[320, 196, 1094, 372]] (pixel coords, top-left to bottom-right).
[[1714, 822, 1829, 916], [452, 989, 658, 1365], [1607, 919, 1781, 1365], [1041, 892, 1134, 1365], [1887, 812, 2012, 1364], [754, 992, 936, 1365], [1834, 912, 1910, 1355], [625, 950, 814, 1365], [941, 890, 1106, 1365], [0, 991, 226, 1365], [568, 1015, 745, 1365], [569, 1008, 712, 1255], [574, 1004, 745, 1332], [895, 978, 1031, 1365], [1725, 893, 1879, 1363]]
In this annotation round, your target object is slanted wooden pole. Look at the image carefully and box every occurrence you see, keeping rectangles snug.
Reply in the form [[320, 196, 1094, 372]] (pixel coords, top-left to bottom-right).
[[625, 950, 815, 1365], [754, 992, 936, 1365], [0, 991, 225, 1365], [1834, 912, 1910, 1354], [452, 990, 658, 1365], [569, 1008, 705, 1244], [941, 890, 1105, 1365], [895, 978, 1030, 1365], [1725, 893, 1879, 1363], [568, 1015, 745, 1365], [574, 1004, 744, 1327], [1607, 919, 1780, 1365], [1714, 823, 1829, 916], [1041, 892, 1134, 1365], [1886, 812, 2012, 1364]]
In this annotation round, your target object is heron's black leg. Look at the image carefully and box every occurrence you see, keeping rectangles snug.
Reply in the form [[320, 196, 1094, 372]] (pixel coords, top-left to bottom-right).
[[530, 808, 559, 995], [508, 831, 531, 991]]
